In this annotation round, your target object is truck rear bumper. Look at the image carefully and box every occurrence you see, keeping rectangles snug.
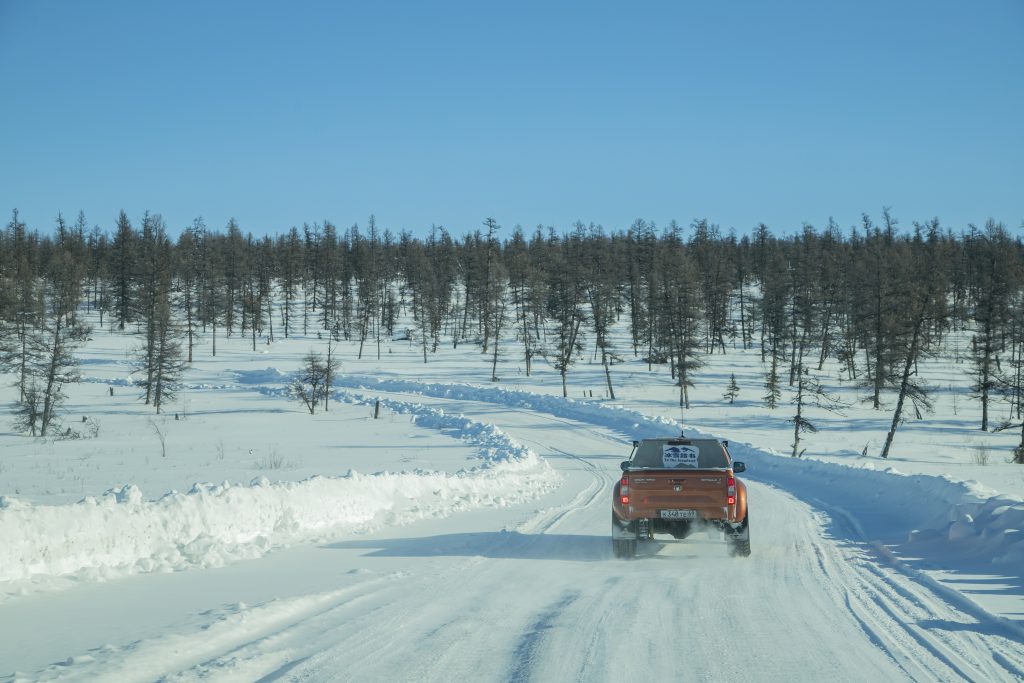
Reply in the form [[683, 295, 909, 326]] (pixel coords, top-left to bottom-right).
[[614, 512, 746, 539], [617, 507, 733, 522]]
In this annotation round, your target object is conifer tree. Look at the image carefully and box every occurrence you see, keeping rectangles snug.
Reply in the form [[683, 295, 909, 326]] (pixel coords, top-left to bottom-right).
[[175, 218, 205, 363], [2, 210, 42, 402], [111, 210, 135, 331], [584, 225, 622, 399], [292, 350, 328, 414], [880, 222, 946, 458], [764, 354, 782, 410], [789, 349, 845, 457], [967, 220, 1015, 431], [546, 234, 587, 397], [723, 373, 740, 404], [23, 248, 89, 436], [136, 293, 185, 414]]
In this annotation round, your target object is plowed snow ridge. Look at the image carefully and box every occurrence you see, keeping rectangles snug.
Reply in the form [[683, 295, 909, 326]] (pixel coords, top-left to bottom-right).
[[0, 393, 559, 587]]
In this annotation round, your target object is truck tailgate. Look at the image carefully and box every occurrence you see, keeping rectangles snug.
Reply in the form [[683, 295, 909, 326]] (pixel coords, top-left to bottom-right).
[[627, 470, 729, 512]]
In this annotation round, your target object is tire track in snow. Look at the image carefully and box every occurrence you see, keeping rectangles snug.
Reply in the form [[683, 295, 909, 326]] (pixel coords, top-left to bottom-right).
[[152, 554, 499, 683], [754, 480, 1024, 683], [857, 562, 1024, 681], [22, 573, 399, 683], [566, 577, 624, 683], [821, 499, 1024, 681], [326, 387, 613, 544], [743, 483, 959, 682], [508, 590, 582, 683], [501, 576, 624, 683], [513, 441, 610, 537], [842, 588, 923, 679]]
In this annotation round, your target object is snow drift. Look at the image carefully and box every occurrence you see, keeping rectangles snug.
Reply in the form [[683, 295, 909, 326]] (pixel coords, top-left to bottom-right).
[[0, 398, 559, 589]]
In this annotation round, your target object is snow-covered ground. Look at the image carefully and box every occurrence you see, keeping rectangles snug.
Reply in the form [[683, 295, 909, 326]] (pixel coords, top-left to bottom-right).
[[1, 311, 1023, 681]]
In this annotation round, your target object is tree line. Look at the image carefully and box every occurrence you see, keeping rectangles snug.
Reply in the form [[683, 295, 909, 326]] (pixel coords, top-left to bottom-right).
[[1, 208, 1023, 463]]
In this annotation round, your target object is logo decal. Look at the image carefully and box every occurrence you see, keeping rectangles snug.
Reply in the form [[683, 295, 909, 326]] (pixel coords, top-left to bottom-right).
[[663, 445, 699, 468]]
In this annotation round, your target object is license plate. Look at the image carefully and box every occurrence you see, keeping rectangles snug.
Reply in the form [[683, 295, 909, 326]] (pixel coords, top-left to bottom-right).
[[660, 509, 698, 520]]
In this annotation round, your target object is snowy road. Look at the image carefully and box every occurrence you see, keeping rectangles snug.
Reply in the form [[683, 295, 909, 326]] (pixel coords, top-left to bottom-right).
[[5, 388, 1024, 682]]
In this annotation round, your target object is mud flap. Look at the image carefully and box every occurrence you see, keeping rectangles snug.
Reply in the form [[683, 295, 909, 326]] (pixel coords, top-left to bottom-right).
[[727, 517, 749, 540], [611, 515, 638, 540], [727, 515, 751, 557]]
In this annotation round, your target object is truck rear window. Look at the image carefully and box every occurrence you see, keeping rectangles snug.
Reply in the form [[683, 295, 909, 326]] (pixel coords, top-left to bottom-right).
[[631, 440, 730, 469]]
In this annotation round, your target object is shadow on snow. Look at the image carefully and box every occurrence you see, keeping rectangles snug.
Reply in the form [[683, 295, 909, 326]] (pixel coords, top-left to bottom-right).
[[326, 531, 612, 562]]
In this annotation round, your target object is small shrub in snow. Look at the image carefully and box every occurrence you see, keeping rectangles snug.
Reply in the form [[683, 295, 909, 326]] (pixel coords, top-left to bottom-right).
[[254, 449, 286, 470], [149, 419, 168, 458], [46, 416, 100, 441], [971, 444, 990, 466]]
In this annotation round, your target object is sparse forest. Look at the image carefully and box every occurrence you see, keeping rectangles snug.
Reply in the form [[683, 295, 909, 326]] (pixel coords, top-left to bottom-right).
[[2, 208, 1023, 462]]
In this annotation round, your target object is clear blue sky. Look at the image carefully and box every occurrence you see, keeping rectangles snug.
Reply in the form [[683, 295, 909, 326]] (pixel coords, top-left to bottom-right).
[[1, 0, 1021, 238]]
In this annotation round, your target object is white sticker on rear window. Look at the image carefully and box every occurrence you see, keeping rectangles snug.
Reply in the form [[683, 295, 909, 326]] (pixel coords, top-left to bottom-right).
[[663, 445, 699, 468]]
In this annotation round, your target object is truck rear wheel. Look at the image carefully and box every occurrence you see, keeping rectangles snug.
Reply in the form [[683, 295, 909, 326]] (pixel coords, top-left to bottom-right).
[[613, 538, 637, 559], [729, 514, 751, 557], [612, 515, 638, 559]]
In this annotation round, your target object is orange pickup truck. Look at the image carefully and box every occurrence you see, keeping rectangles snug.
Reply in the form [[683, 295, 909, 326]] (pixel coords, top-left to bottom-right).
[[612, 437, 749, 558]]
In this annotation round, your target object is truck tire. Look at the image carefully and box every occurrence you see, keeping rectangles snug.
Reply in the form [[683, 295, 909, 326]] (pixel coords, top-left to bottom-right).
[[613, 538, 637, 559], [612, 516, 638, 559], [729, 514, 751, 557]]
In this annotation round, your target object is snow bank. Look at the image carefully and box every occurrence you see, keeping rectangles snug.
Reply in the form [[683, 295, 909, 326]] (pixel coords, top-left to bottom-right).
[[328, 374, 681, 440], [0, 399, 559, 588], [724, 439, 1024, 568]]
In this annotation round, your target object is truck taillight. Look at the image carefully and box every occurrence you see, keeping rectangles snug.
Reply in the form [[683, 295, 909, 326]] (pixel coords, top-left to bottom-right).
[[727, 476, 736, 507], [728, 496, 736, 505], [621, 495, 629, 505]]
